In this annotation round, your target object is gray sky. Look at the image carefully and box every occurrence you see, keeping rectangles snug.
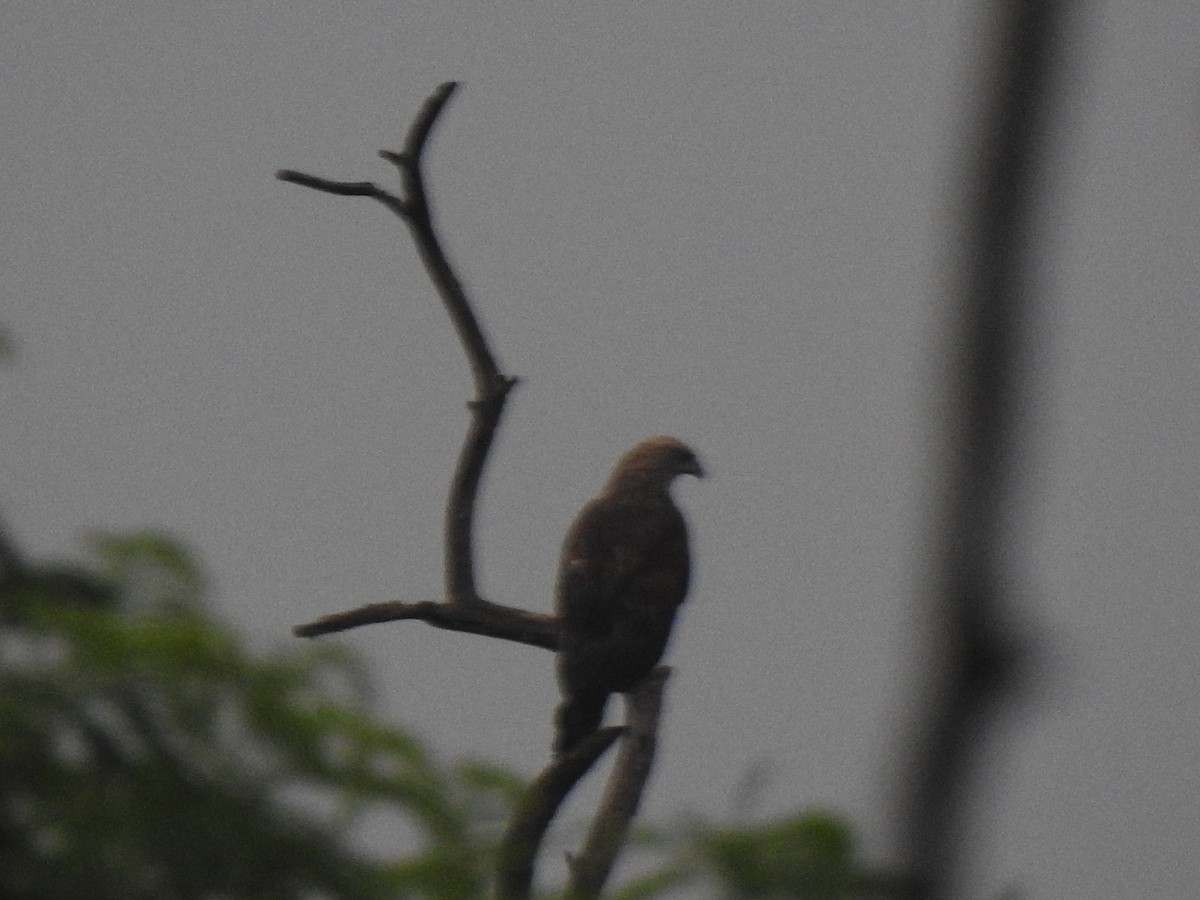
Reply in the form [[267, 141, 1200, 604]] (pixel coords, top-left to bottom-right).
[[4, 3, 1199, 898]]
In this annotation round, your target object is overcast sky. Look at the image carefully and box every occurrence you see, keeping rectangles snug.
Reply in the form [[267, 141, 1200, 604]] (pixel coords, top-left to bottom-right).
[[4, 3, 1199, 898]]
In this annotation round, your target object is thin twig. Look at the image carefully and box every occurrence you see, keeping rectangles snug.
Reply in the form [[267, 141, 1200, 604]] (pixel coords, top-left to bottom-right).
[[273, 171, 409, 218], [896, 3, 1074, 898]]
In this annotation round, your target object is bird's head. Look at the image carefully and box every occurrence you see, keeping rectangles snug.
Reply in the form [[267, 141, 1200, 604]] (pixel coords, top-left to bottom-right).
[[604, 436, 704, 493]]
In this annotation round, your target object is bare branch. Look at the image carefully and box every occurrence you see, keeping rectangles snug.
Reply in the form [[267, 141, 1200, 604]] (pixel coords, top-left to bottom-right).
[[495, 728, 625, 900], [376, 83, 513, 604], [567, 668, 670, 899], [292, 598, 557, 650], [273, 170, 409, 219], [280, 81, 528, 637], [393, 80, 459, 173]]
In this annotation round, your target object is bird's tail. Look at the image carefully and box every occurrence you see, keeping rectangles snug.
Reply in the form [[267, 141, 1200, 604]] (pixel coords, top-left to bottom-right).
[[553, 693, 609, 755]]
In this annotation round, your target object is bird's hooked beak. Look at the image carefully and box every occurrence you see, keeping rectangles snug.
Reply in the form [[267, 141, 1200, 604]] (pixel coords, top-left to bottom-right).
[[682, 457, 705, 479]]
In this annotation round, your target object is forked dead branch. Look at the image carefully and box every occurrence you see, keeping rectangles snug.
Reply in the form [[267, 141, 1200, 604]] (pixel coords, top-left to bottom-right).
[[277, 81, 664, 899], [279, 82, 554, 651]]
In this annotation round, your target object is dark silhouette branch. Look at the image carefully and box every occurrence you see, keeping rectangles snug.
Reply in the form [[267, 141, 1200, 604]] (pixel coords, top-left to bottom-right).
[[566, 668, 669, 899], [896, 3, 1074, 899], [279, 82, 528, 644], [495, 669, 670, 900], [272, 172, 407, 213], [495, 727, 625, 900], [293, 597, 557, 649]]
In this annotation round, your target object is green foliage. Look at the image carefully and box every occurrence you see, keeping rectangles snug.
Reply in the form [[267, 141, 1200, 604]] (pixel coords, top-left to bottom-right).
[[615, 812, 900, 900], [687, 812, 894, 899], [1, 528, 896, 899], [0, 530, 514, 900]]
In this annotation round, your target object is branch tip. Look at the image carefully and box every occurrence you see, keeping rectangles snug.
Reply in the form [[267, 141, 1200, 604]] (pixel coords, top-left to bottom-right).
[[404, 81, 460, 161]]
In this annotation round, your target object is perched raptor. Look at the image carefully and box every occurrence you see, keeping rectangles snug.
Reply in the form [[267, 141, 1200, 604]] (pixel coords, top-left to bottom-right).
[[553, 436, 703, 754]]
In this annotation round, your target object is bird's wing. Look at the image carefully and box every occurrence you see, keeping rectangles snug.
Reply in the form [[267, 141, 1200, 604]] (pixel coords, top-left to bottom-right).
[[556, 497, 689, 638]]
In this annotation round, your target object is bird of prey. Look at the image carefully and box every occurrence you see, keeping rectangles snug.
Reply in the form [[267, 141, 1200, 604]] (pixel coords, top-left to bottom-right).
[[553, 435, 703, 754]]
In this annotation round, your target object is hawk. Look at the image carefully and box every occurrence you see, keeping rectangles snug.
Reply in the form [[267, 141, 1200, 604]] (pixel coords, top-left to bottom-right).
[[553, 436, 703, 754]]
